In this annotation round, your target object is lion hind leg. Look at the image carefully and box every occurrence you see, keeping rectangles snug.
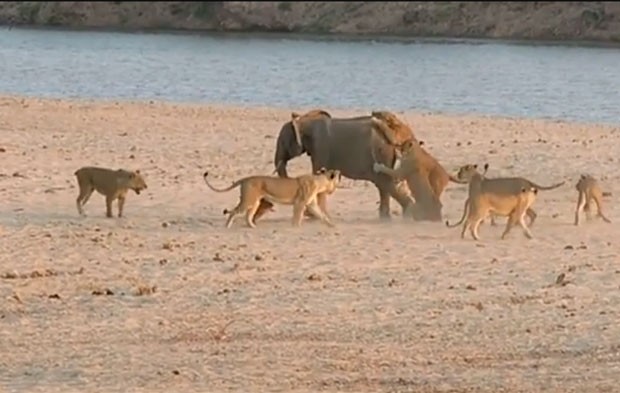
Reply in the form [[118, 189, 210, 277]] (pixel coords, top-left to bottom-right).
[[574, 191, 587, 226], [468, 208, 487, 241], [471, 217, 485, 241], [224, 203, 243, 228], [244, 202, 261, 229], [76, 186, 94, 216], [594, 195, 612, 223], [460, 219, 469, 239]]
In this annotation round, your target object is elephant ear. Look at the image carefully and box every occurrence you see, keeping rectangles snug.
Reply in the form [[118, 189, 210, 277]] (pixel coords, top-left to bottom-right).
[[290, 112, 303, 148], [314, 110, 332, 118]]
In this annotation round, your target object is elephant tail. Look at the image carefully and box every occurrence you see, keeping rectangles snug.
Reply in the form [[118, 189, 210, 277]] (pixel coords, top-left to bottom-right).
[[203, 171, 242, 193], [445, 198, 469, 228]]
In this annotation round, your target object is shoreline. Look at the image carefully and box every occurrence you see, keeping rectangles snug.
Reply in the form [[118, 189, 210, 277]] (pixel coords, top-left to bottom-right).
[[6, 23, 620, 51], [3, 92, 619, 129]]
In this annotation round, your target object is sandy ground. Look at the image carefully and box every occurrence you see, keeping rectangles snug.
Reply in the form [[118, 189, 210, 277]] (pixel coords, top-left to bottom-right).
[[1, 95, 620, 392]]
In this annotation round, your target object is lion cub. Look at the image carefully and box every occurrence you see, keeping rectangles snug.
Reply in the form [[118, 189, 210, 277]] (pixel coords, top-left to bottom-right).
[[446, 164, 539, 240], [74, 166, 147, 218], [203, 168, 342, 229], [574, 174, 612, 226]]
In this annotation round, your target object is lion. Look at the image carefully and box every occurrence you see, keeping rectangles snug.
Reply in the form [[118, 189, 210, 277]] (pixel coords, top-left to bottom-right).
[[74, 166, 148, 218], [574, 174, 612, 226], [370, 111, 466, 188], [203, 167, 342, 229], [445, 164, 539, 240], [371, 134, 467, 221], [454, 163, 565, 227]]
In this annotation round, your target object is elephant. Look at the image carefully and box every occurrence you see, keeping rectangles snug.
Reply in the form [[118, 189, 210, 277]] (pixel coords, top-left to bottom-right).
[[271, 109, 421, 221]]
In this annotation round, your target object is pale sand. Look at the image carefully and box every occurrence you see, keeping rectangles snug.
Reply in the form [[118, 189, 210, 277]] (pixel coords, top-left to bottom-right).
[[1, 95, 619, 393]]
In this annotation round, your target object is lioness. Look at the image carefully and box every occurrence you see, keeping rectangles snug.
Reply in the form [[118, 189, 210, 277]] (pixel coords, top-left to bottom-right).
[[203, 168, 342, 229], [574, 174, 612, 225], [74, 166, 148, 218], [446, 164, 539, 240], [372, 137, 466, 221], [454, 163, 565, 226], [372, 112, 463, 199]]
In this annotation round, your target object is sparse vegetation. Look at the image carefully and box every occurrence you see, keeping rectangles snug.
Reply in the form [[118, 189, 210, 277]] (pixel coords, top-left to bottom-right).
[[17, 2, 41, 24], [1, 2, 619, 43], [193, 1, 218, 21], [278, 2, 292, 12], [46, 14, 60, 26]]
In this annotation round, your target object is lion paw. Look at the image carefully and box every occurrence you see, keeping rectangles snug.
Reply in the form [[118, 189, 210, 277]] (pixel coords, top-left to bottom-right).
[[372, 163, 383, 173]]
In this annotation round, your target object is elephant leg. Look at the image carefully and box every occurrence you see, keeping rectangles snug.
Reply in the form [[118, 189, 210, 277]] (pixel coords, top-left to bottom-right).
[[377, 185, 392, 220], [376, 177, 412, 220]]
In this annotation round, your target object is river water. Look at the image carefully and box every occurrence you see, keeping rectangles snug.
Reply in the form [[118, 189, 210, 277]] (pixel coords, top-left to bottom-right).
[[1, 27, 619, 124]]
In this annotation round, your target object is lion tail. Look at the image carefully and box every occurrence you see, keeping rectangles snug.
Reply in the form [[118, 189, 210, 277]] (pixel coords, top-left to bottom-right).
[[529, 180, 565, 191], [445, 198, 469, 228], [202, 171, 242, 193]]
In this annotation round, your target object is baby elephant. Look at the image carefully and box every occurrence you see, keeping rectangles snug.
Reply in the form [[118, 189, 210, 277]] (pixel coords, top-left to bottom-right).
[[74, 166, 147, 218]]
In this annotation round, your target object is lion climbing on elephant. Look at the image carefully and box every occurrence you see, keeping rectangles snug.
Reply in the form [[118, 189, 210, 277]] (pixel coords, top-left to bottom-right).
[[370, 112, 467, 220]]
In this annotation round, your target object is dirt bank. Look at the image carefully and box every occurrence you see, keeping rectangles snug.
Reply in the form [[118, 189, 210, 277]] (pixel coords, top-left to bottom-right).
[[1, 2, 620, 43]]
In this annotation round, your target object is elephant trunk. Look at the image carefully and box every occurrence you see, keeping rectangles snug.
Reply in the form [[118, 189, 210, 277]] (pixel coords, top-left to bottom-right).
[[274, 121, 305, 178], [274, 147, 290, 178]]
